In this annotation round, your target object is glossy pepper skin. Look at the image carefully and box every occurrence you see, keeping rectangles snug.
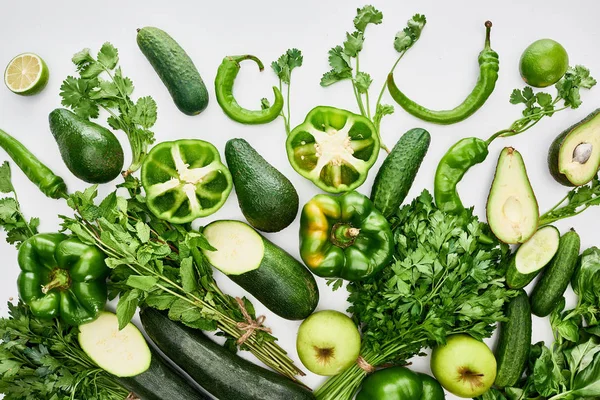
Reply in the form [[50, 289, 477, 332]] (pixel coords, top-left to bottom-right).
[[0, 129, 68, 199], [215, 55, 284, 124], [388, 21, 499, 125], [17, 233, 109, 326], [356, 367, 445, 400], [286, 106, 380, 193], [141, 139, 233, 224], [299, 191, 393, 281], [434, 137, 489, 216]]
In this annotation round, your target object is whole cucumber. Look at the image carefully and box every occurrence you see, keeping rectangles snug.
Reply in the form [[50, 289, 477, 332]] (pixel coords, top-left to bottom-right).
[[530, 229, 580, 317], [137, 27, 208, 116], [370, 128, 430, 217]]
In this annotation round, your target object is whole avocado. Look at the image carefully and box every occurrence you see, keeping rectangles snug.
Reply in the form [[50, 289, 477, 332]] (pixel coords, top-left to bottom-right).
[[49, 108, 124, 183]]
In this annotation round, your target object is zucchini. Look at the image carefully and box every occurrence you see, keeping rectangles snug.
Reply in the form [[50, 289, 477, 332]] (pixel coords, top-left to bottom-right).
[[140, 307, 315, 400], [137, 27, 208, 116], [530, 229, 581, 317], [202, 220, 319, 320], [494, 290, 532, 388], [118, 348, 209, 400], [370, 128, 431, 217], [506, 225, 561, 289]]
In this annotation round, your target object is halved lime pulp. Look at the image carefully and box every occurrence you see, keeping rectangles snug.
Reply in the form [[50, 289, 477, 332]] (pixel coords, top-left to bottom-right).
[[4, 53, 49, 95]]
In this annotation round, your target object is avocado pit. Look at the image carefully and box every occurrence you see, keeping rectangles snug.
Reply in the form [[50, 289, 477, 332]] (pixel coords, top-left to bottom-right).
[[573, 142, 593, 164]]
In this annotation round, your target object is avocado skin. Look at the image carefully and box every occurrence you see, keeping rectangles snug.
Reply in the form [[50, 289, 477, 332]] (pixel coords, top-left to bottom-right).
[[225, 138, 299, 232], [137, 27, 208, 116], [49, 108, 124, 184], [548, 108, 600, 187]]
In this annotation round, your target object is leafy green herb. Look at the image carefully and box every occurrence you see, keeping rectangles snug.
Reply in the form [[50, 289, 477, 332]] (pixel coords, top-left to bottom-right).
[[271, 48, 303, 134], [539, 175, 600, 226], [0, 161, 39, 247], [320, 8, 426, 151], [0, 301, 130, 400], [60, 43, 157, 175], [316, 191, 515, 400]]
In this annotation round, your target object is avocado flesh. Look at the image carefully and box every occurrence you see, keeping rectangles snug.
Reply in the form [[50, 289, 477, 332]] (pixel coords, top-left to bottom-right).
[[558, 117, 600, 185], [487, 147, 539, 244]]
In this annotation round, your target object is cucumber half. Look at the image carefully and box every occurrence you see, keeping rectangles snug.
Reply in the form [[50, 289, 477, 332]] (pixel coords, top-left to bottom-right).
[[202, 220, 265, 275], [78, 312, 151, 377], [506, 225, 560, 289]]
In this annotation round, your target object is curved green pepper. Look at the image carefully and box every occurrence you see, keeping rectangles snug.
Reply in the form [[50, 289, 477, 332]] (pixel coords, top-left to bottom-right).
[[215, 55, 284, 124], [17, 233, 109, 326], [356, 367, 445, 400], [286, 106, 380, 193], [141, 139, 233, 224], [299, 191, 393, 281]]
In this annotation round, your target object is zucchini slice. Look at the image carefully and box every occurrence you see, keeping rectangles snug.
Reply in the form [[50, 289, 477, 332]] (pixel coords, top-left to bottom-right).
[[202, 220, 265, 275], [78, 312, 151, 377]]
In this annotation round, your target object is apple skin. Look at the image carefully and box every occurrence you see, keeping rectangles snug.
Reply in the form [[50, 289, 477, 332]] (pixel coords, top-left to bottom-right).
[[296, 310, 361, 376], [430, 334, 496, 398]]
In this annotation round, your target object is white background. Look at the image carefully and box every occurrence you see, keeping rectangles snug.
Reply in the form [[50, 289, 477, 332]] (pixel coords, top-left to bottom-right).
[[1, 0, 599, 399]]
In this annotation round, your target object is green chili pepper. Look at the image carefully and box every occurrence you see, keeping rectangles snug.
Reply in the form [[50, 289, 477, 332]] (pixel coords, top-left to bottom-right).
[[0, 129, 68, 199], [387, 21, 499, 125], [17, 233, 109, 326], [215, 55, 284, 124]]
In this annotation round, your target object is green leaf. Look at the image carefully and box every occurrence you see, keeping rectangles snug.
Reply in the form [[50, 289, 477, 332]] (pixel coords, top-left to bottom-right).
[[135, 220, 150, 243], [536, 92, 553, 107], [116, 289, 141, 330], [354, 71, 372, 94], [533, 345, 564, 397], [285, 48, 303, 69], [126, 275, 158, 291], [320, 69, 353, 87], [260, 98, 270, 110], [271, 48, 303, 85], [328, 45, 352, 73], [97, 42, 119, 70], [509, 89, 526, 104], [59, 76, 100, 119], [180, 257, 197, 293], [326, 278, 344, 291], [572, 351, 600, 397], [145, 293, 176, 310], [343, 31, 364, 57], [72, 48, 94, 66], [0, 162, 13, 194], [353, 5, 383, 32], [131, 96, 158, 129], [393, 14, 427, 53], [0, 359, 21, 377]]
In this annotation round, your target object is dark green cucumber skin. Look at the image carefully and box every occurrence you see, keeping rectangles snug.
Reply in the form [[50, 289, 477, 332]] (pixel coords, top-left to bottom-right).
[[370, 128, 430, 217], [530, 230, 581, 317], [225, 138, 299, 232], [140, 308, 315, 400], [548, 109, 600, 186], [506, 254, 539, 289], [117, 348, 208, 400], [494, 290, 532, 388], [230, 238, 319, 320], [137, 27, 208, 116], [49, 108, 124, 183]]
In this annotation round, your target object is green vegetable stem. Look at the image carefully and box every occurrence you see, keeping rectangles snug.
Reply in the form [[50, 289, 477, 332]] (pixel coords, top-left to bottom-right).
[[215, 55, 284, 124], [271, 48, 304, 134], [435, 66, 596, 216], [0, 129, 68, 200], [387, 21, 499, 125]]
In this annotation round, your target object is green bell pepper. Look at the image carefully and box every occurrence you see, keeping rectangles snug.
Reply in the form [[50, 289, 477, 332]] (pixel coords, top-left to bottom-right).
[[17, 233, 109, 326], [299, 191, 393, 281], [356, 367, 445, 400], [141, 139, 233, 224], [286, 106, 380, 193]]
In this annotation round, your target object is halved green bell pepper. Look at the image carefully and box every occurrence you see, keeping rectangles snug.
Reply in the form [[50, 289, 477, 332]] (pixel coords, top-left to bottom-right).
[[141, 139, 233, 224], [299, 191, 393, 281], [286, 106, 379, 193], [17, 233, 109, 326], [356, 367, 445, 400]]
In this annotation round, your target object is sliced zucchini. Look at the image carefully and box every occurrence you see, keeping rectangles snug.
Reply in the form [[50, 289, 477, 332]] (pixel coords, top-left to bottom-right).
[[78, 311, 151, 377], [202, 220, 265, 275]]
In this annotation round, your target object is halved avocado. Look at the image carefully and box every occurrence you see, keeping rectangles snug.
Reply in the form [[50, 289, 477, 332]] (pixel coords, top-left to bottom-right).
[[548, 109, 600, 186], [487, 147, 539, 244]]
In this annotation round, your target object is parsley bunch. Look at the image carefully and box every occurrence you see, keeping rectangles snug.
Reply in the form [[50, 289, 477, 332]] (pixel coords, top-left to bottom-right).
[[0, 302, 130, 400], [321, 6, 426, 151], [271, 48, 303, 134], [316, 191, 515, 400], [0, 162, 39, 247], [60, 43, 157, 175]]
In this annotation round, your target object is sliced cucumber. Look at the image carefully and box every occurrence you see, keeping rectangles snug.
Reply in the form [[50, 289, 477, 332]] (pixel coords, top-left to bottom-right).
[[78, 312, 151, 377], [506, 225, 560, 289], [202, 220, 265, 275]]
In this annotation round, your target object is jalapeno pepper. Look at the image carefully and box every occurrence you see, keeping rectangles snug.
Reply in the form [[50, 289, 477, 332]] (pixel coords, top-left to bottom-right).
[[286, 106, 380, 193], [141, 139, 233, 224], [17, 233, 109, 326], [387, 21, 499, 125], [215, 55, 284, 124], [356, 367, 445, 400], [0, 129, 68, 199], [299, 191, 393, 281]]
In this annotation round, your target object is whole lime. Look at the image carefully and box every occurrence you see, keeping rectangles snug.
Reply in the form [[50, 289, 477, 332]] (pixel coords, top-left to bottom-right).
[[519, 39, 569, 88]]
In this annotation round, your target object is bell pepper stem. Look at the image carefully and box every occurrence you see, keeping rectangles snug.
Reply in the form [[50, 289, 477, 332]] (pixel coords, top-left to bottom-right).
[[41, 269, 70, 294], [331, 223, 360, 248]]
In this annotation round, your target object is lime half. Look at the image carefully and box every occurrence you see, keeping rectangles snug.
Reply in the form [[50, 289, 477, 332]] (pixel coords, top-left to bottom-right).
[[4, 53, 49, 95]]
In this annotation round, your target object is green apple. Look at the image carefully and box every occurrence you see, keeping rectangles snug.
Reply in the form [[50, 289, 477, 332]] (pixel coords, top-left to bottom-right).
[[430, 334, 496, 398], [296, 310, 361, 376]]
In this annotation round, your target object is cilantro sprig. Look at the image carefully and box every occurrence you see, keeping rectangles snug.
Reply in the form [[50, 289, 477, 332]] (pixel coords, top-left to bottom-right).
[[271, 48, 303, 134], [539, 175, 600, 226], [0, 162, 39, 247], [320, 7, 426, 151], [60, 43, 157, 175]]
